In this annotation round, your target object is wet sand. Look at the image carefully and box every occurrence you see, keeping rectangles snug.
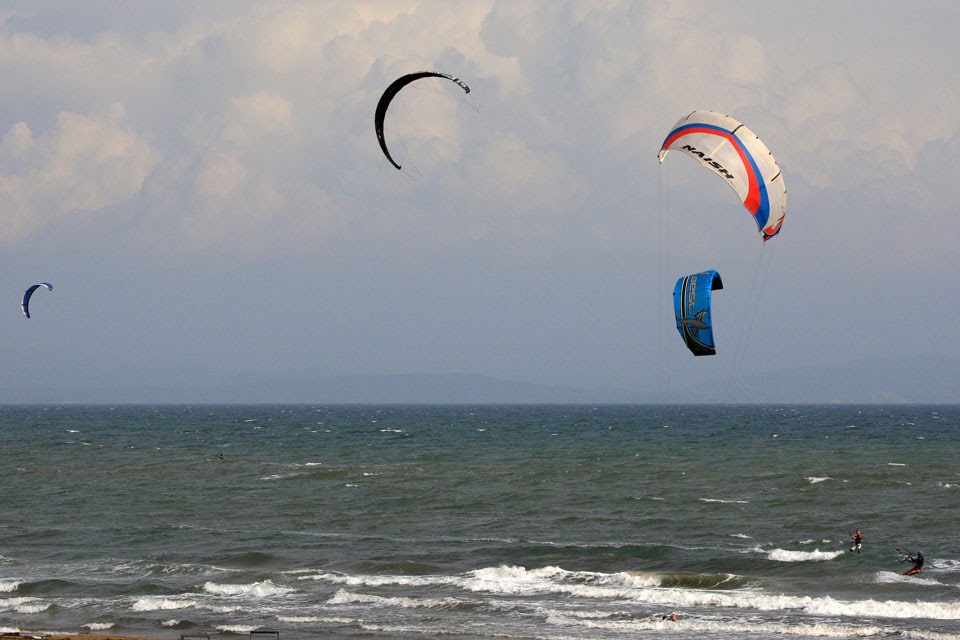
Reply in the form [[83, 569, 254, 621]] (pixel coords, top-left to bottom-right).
[[3, 635, 161, 640]]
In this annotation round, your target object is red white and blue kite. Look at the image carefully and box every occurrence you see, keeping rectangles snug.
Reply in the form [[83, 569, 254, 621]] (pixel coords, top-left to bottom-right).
[[658, 111, 786, 241]]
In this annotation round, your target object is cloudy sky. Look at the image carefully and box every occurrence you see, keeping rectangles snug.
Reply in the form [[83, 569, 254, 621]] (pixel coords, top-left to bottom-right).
[[1, 0, 957, 403]]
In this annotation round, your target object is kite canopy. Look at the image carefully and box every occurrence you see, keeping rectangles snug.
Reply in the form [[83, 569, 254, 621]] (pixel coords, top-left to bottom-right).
[[374, 71, 470, 170], [659, 111, 786, 241], [22, 282, 53, 319], [673, 270, 723, 356]]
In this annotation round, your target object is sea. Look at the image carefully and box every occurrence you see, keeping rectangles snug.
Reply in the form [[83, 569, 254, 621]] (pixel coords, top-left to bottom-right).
[[1, 404, 959, 640]]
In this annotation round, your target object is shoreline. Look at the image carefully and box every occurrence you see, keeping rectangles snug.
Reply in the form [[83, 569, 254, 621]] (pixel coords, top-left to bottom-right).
[[3, 635, 162, 640]]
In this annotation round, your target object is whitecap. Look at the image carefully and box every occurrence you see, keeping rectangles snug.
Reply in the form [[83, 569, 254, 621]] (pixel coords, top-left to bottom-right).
[[277, 616, 322, 623], [701, 498, 749, 504], [874, 570, 944, 587], [207, 605, 242, 613], [328, 589, 464, 609], [0, 581, 19, 592], [930, 559, 960, 571], [806, 476, 832, 484], [766, 548, 844, 562], [540, 607, 893, 638], [202, 579, 293, 597], [240, 564, 960, 621], [131, 596, 197, 611], [217, 625, 259, 634], [84, 622, 114, 630], [15, 601, 50, 614]]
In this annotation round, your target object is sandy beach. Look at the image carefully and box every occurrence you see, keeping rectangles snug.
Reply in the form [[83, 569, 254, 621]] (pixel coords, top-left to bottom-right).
[[3, 636, 160, 640]]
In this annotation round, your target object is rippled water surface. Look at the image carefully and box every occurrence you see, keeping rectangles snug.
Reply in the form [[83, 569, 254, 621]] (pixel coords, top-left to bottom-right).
[[1, 404, 958, 639]]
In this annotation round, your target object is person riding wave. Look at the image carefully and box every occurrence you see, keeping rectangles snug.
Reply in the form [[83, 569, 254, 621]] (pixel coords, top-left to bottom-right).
[[898, 548, 924, 575]]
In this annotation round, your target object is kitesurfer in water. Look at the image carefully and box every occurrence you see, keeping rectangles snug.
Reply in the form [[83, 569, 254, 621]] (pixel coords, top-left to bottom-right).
[[903, 550, 924, 575], [850, 529, 864, 554]]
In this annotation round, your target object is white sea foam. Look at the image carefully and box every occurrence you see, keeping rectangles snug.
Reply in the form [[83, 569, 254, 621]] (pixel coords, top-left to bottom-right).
[[931, 559, 960, 571], [217, 625, 259, 634], [305, 564, 960, 621], [0, 581, 19, 592], [83, 622, 114, 630], [767, 548, 844, 562], [131, 596, 198, 611], [14, 601, 50, 613], [730, 533, 752, 539], [541, 606, 893, 637], [806, 476, 832, 483], [3, 597, 38, 607], [888, 462, 907, 466], [298, 571, 435, 587], [700, 498, 749, 504], [328, 589, 464, 609], [902, 631, 960, 640], [207, 605, 242, 613], [161, 620, 180, 627], [874, 570, 945, 586], [493, 565, 960, 619], [202, 579, 294, 597], [277, 616, 322, 623]]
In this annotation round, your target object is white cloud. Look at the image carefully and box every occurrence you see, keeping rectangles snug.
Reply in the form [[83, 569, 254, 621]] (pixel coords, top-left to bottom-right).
[[223, 92, 294, 145], [0, 103, 159, 242], [1, 0, 959, 398]]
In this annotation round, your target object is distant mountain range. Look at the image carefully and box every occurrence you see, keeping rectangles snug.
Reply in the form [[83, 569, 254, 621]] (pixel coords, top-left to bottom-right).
[[1, 355, 956, 404]]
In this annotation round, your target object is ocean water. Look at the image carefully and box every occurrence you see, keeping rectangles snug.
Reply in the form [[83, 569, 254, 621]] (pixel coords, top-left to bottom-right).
[[0, 404, 958, 640]]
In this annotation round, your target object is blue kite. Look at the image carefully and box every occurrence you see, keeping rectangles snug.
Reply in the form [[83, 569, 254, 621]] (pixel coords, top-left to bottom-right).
[[22, 282, 53, 319], [673, 270, 723, 356]]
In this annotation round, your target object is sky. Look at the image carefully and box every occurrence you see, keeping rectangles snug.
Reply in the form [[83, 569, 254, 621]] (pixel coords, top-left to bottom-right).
[[0, 0, 958, 403]]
